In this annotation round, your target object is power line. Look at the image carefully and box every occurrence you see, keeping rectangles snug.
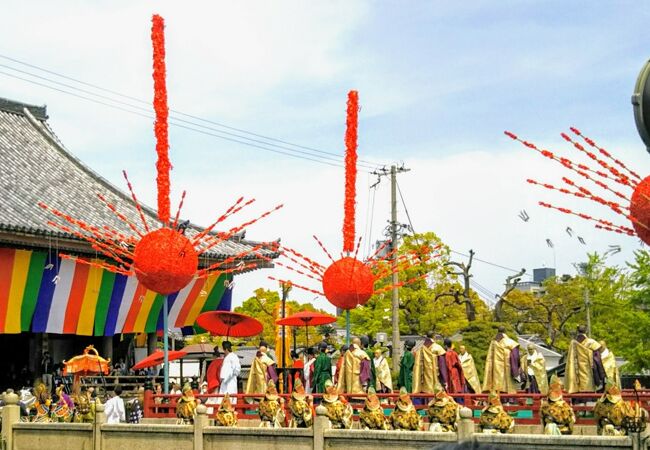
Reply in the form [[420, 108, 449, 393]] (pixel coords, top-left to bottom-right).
[[0, 68, 369, 171], [450, 249, 533, 278], [0, 53, 384, 169], [0, 62, 371, 168]]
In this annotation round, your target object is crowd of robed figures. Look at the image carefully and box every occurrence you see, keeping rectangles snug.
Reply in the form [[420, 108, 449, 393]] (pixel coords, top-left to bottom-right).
[[191, 324, 646, 435]]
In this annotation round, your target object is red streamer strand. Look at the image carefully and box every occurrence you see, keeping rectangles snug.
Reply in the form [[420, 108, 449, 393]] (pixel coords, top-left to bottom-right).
[[151, 14, 171, 224], [343, 90, 359, 253]]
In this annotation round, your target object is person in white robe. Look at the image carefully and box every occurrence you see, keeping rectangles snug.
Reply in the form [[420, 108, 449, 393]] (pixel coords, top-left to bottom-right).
[[219, 341, 241, 405]]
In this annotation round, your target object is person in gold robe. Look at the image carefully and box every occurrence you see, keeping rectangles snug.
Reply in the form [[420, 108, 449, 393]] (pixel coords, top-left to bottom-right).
[[599, 340, 621, 389], [32, 382, 52, 423], [564, 325, 605, 393], [245, 345, 278, 400], [413, 333, 447, 396], [215, 393, 238, 427], [479, 392, 514, 434], [593, 381, 642, 436], [373, 348, 393, 393], [287, 378, 313, 428], [390, 387, 421, 431], [258, 380, 285, 428], [458, 345, 481, 394], [176, 383, 197, 424], [521, 345, 548, 395], [427, 385, 459, 432], [482, 326, 521, 394], [321, 379, 353, 429], [359, 387, 391, 430], [337, 339, 371, 394], [540, 375, 575, 435]]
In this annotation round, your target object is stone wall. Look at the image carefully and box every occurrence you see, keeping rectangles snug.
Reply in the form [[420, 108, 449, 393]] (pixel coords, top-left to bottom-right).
[[2, 390, 649, 450]]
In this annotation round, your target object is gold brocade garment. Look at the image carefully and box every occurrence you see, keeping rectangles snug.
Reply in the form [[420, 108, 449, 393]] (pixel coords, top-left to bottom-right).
[[176, 394, 197, 424], [337, 348, 369, 394], [259, 397, 285, 428], [565, 337, 601, 393], [390, 403, 421, 431], [245, 354, 274, 396], [412, 343, 445, 394], [459, 353, 481, 394], [216, 409, 238, 427], [522, 352, 548, 395], [601, 350, 621, 388], [323, 398, 353, 429], [427, 400, 459, 432], [359, 406, 391, 430], [288, 396, 313, 428], [482, 334, 519, 394], [73, 393, 95, 423], [540, 399, 575, 435], [374, 357, 393, 392], [594, 398, 635, 435], [479, 406, 514, 434]]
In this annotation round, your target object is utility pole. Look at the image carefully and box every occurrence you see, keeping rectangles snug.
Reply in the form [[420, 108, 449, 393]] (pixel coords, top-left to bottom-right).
[[373, 164, 410, 373], [584, 288, 592, 336]]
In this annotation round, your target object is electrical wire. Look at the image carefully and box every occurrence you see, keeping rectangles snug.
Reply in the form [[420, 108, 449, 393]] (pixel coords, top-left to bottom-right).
[[0, 68, 370, 171], [0, 53, 384, 169]]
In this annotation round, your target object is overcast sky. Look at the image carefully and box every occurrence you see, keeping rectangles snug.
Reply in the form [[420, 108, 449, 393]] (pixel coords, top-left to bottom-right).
[[2, 1, 650, 313]]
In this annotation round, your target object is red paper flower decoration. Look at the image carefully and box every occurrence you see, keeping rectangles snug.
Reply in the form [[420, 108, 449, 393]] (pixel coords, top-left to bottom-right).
[[507, 127, 650, 244], [322, 257, 374, 309], [133, 228, 198, 294], [630, 176, 650, 244], [268, 91, 434, 310], [39, 15, 282, 294]]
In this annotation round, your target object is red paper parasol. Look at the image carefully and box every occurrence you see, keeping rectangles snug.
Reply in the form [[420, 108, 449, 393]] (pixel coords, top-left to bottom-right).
[[63, 345, 110, 376], [132, 350, 187, 371], [276, 310, 336, 347], [196, 311, 263, 339]]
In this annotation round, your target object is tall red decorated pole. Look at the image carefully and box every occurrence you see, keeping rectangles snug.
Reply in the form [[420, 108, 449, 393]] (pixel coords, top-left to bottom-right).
[[151, 14, 172, 393], [152, 14, 171, 225]]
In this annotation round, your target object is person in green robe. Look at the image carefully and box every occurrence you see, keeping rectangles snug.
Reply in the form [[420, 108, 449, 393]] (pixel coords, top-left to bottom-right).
[[398, 340, 415, 392], [361, 335, 376, 391], [314, 342, 332, 393]]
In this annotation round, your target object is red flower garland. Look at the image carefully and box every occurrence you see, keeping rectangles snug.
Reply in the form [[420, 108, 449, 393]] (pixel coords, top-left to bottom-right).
[[151, 14, 171, 224], [343, 90, 358, 253]]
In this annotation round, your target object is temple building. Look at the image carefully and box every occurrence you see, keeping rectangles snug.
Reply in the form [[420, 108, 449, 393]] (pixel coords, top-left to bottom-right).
[[0, 97, 278, 386]]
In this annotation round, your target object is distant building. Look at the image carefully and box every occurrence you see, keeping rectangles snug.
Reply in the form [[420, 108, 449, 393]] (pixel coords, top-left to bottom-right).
[[515, 267, 556, 294]]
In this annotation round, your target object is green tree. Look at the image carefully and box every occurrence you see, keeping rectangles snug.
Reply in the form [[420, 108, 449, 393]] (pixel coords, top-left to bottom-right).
[[235, 287, 328, 347]]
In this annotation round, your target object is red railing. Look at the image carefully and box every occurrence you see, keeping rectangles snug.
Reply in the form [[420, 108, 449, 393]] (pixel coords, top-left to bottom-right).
[[143, 390, 650, 425]]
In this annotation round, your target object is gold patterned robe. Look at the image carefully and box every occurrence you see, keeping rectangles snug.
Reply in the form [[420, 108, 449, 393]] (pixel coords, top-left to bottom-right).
[[479, 405, 514, 434], [390, 400, 421, 431], [459, 351, 481, 393], [288, 394, 313, 428], [413, 342, 445, 394], [521, 350, 548, 395], [259, 396, 285, 428], [337, 347, 370, 394], [565, 337, 601, 393], [245, 353, 275, 397], [594, 396, 635, 436], [540, 398, 575, 435], [374, 356, 393, 392], [427, 397, 459, 432], [601, 349, 621, 389], [482, 334, 520, 393], [322, 395, 353, 429]]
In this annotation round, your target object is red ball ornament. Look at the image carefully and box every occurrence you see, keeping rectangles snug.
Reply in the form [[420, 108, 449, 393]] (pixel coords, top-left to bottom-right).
[[322, 257, 374, 310], [631, 175, 650, 245], [133, 228, 198, 295]]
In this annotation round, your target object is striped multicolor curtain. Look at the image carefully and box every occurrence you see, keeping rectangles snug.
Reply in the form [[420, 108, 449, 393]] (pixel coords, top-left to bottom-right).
[[0, 248, 231, 336]]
